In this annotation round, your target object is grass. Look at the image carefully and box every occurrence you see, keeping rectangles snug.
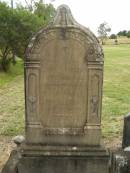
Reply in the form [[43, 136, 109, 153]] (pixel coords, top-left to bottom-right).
[[102, 44, 130, 139], [106, 37, 130, 45], [0, 60, 24, 135], [0, 59, 24, 88], [0, 45, 130, 143]]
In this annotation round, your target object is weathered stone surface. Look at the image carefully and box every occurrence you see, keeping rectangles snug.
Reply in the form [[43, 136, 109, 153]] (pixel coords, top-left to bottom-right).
[[2, 5, 110, 173], [13, 135, 25, 146], [25, 4, 104, 146], [122, 113, 130, 148], [1, 150, 19, 173], [18, 156, 109, 173], [110, 149, 129, 173], [18, 148, 109, 173]]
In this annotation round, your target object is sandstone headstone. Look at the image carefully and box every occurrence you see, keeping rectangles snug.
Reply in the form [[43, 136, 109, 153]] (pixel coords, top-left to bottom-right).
[[1, 5, 109, 173], [25, 4, 104, 146]]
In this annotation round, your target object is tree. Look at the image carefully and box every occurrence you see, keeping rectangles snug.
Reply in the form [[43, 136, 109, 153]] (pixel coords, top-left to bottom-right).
[[117, 30, 128, 37], [24, 0, 36, 12], [34, 0, 55, 25], [98, 22, 111, 45], [109, 34, 117, 39], [0, 2, 42, 71], [117, 30, 130, 38], [10, 7, 43, 59], [24, 0, 55, 14], [0, 1, 55, 71], [127, 31, 130, 38], [0, 2, 14, 71]]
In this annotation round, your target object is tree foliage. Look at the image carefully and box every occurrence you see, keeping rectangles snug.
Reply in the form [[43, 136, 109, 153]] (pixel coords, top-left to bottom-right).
[[0, 1, 55, 71], [127, 31, 130, 38], [98, 22, 111, 45], [0, 2, 12, 71], [34, 0, 55, 25], [109, 34, 117, 39], [117, 30, 130, 38], [24, 0, 36, 12], [117, 30, 127, 37]]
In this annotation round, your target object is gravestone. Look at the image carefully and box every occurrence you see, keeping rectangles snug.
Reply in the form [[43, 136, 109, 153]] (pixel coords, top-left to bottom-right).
[[25, 5, 104, 147], [3, 4, 110, 173], [122, 113, 130, 148]]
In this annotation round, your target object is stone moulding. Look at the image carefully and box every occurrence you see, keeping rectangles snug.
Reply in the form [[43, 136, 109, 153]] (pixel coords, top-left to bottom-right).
[[24, 4, 104, 146], [26, 5, 104, 63], [26, 28, 104, 63]]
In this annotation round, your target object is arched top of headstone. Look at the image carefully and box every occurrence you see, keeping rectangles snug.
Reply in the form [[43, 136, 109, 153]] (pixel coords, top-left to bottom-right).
[[52, 4, 78, 26], [26, 4, 104, 63]]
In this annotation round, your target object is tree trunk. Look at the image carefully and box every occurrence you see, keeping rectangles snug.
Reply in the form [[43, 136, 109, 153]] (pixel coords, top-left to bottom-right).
[[0, 47, 11, 72], [12, 53, 16, 65]]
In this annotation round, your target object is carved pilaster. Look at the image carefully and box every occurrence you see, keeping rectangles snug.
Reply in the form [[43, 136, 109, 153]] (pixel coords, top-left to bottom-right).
[[83, 62, 103, 143], [86, 62, 103, 126], [25, 61, 41, 126]]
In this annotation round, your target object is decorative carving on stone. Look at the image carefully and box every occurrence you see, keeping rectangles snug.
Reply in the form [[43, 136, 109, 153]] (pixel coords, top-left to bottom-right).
[[90, 74, 99, 117], [25, 4, 104, 146], [28, 96, 37, 113], [91, 96, 99, 115], [27, 73, 37, 114], [25, 62, 40, 126], [26, 5, 104, 63]]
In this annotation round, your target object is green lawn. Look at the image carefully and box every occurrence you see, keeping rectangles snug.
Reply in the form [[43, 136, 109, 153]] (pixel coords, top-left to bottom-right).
[[0, 60, 24, 135], [102, 44, 130, 139], [0, 59, 24, 88], [0, 44, 130, 143]]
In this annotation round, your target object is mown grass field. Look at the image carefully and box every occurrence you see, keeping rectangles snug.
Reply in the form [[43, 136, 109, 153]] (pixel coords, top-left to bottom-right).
[[106, 37, 130, 45], [0, 60, 24, 135], [0, 44, 130, 145], [102, 44, 130, 140], [0, 59, 23, 88]]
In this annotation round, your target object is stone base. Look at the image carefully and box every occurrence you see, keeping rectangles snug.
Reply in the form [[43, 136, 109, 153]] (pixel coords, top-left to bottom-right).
[[1, 150, 19, 173], [1, 145, 110, 173], [18, 156, 109, 173], [17, 145, 110, 173]]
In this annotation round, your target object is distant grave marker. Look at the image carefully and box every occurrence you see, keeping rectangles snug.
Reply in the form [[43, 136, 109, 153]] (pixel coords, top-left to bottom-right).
[[122, 113, 130, 148]]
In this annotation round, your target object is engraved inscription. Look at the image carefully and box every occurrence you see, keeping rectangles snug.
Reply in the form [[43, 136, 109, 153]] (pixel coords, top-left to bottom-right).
[[39, 38, 87, 128]]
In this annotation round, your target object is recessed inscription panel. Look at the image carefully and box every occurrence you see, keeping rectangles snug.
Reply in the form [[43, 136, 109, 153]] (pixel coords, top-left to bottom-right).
[[25, 5, 104, 145], [39, 38, 87, 128]]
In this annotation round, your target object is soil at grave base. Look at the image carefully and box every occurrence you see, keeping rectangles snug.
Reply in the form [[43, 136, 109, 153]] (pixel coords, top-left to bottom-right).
[[0, 136, 15, 172], [0, 135, 121, 172]]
